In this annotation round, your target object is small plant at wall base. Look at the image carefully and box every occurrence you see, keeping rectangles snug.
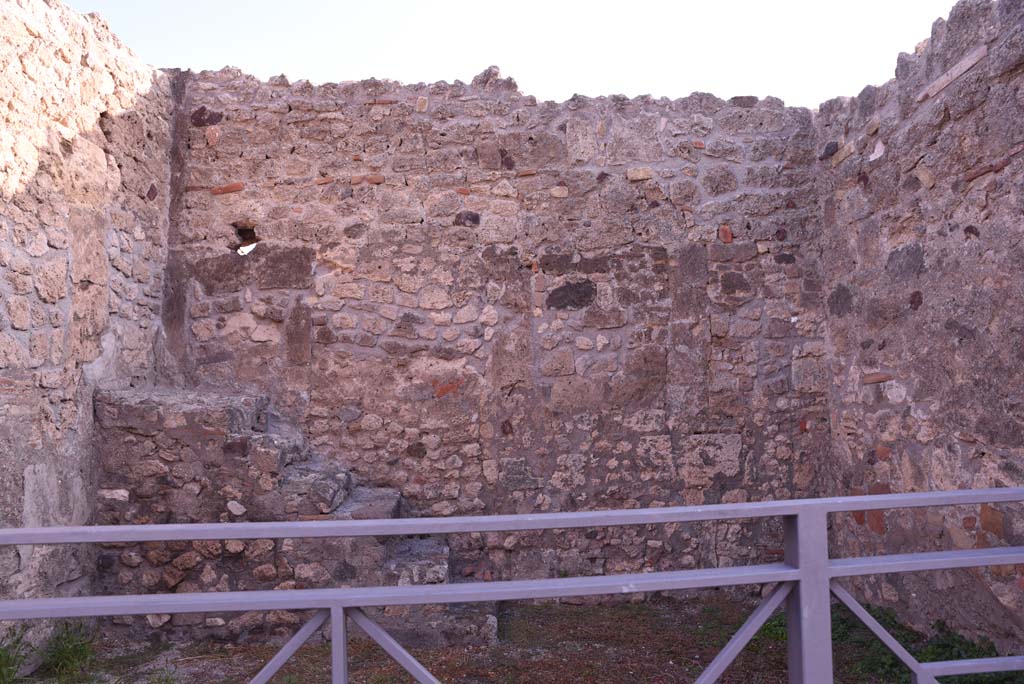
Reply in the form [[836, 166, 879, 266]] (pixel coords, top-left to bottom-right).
[[37, 622, 94, 684], [0, 627, 27, 684]]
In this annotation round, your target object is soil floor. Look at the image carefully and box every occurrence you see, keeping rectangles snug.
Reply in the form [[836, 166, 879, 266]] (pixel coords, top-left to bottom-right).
[[22, 593, 1003, 684]]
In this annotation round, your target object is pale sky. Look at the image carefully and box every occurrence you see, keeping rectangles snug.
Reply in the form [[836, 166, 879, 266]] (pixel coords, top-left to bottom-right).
[[67, 0, 957, 108]]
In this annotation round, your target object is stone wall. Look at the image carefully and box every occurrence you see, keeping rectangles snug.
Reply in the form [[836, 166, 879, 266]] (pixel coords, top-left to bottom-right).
[[159, 66, 831, 582], [2, 0, 1023, 653], [0, 0, 172, 641], [815, 0, 1024, 648], [91, 388, 496, 645]]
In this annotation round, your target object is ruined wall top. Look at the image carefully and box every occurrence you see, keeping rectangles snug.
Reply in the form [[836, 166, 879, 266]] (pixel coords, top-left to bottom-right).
[[0, 0, 161, 200]]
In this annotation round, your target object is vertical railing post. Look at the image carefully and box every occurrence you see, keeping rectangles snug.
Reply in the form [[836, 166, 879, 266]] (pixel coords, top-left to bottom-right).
[[331, 606, 348, 684], [784, 508, 834, 684]]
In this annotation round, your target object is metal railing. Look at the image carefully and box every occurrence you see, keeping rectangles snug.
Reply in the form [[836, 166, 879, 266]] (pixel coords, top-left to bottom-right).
[[1, 488, 1022, 683]]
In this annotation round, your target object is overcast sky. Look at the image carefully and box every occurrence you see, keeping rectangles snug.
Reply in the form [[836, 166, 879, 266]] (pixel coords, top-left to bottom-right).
[[67, 0, 957, 108]]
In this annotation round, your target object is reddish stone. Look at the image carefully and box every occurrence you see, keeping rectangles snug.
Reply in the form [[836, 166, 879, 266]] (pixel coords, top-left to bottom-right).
[[145, 547, 172, 565], [210, 182, 245, 195], [365, 174, 386, 184], [861, 372, 894, 384], [875, 445, 892, 461], [963, 516, 977, 530], [172, 551, 202, 570], [980, 504, 1005, 537], [866, 509, 887, 534], [368, 98, 398, 105], [455, 187, 471, 195], [692, 140, 706, 149], [162, 566, 186, 588], [852, 510, 866, 526], [433, 378, 463, 399], [314, 177, 335, 185], [868, 483, 891, 495], [718, 224, 733, 244], [516, 169, 537, 177]]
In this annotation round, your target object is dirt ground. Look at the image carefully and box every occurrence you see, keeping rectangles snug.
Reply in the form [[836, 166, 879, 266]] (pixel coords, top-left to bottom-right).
[[24, 592, 954, 684]]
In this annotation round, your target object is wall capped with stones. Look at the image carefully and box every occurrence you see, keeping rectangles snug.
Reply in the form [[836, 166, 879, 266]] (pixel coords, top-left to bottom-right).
[[0, 0, 172, 636], [815, 0, 1024, 648], [160, 66, 831, 581]]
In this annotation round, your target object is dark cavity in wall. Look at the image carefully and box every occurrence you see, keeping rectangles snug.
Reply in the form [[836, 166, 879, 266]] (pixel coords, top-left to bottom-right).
[[828, 285, 854, 317], [546, 280, 597, 309], [231, 219, 260, 255]]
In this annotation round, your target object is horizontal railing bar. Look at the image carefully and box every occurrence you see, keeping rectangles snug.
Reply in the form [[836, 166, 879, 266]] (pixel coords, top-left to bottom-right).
[[0, 563, 800, 620], [829, 546, 1024, 577], [920, 656, 1024, 675], [0, 488, 1019, 546]]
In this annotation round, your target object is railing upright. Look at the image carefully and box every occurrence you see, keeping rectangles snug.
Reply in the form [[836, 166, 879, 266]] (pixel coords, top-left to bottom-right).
[[784, 508, 833, 684], [331, 607, 348, 684]]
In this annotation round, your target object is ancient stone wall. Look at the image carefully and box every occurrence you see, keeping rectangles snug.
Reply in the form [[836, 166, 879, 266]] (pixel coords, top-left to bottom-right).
[[815, 0, 1024, 648], [158, 66, 831, 582], [0, 0, 172, 638], [91, 388, 496, 645], [3, 0, 1023, 653]]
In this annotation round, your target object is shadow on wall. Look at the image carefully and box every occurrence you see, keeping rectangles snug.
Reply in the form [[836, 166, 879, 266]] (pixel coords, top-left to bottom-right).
[[0, 0, 172, 652]]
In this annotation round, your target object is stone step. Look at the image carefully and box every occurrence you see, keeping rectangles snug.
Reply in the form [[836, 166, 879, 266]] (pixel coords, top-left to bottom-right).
[[93, 387, 495, 645], [332, 485, 401, 520], [94, 388, 268, 439]]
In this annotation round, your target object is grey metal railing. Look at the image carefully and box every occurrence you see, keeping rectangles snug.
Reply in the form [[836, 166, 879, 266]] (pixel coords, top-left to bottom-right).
[[1, 488, 1022, 683]]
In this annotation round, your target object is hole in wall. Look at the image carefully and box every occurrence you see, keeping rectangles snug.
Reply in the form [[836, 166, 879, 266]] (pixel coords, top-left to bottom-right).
[[231, 220, 260, 256]]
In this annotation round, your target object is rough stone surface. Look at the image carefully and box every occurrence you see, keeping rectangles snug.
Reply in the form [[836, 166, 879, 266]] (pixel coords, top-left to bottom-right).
[[1, 0, 1022, 654], [816, 0, 1024, 647], [0, 0, 171, 650], [93, 388, 495, 645], [158, 60, 827, 601]]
